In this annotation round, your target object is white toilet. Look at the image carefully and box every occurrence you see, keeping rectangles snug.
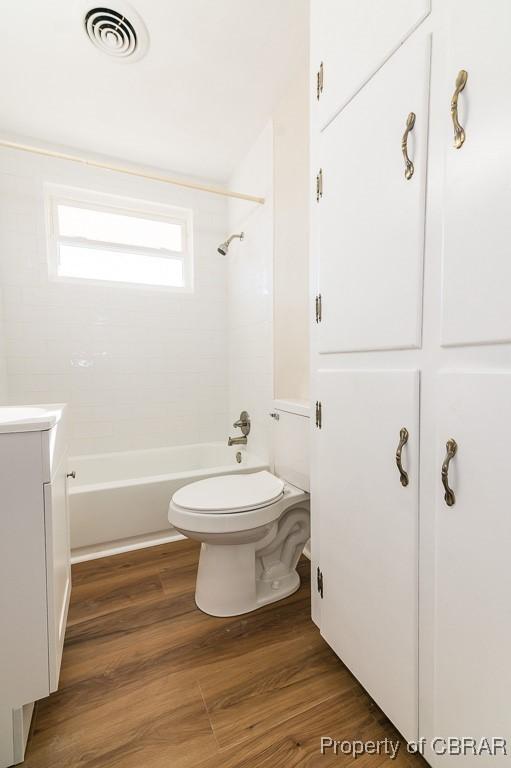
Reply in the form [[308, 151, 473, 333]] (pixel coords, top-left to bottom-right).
[[168, 402, 310, 617]]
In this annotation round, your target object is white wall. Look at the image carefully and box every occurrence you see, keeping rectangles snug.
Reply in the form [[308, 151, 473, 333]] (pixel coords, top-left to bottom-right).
[[273, 63, 310, 401], [0, 149, 229, 455], [227, 123, 274, 463], [0, 292, 7, 403], [0, 71, 309, 461], [226, 64, 310, 464]]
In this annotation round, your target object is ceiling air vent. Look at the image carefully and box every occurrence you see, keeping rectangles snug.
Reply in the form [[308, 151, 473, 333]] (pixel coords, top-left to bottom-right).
[[84, 4, 148, 61]]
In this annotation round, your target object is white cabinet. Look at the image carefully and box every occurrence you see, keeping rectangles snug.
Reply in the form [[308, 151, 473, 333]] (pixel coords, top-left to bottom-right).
[[428, 372, 511, 766], [314, 0, 431, 128], [317, 369, 419, 742], [441, 0, 511, 347], [318, 33, 430, 353], [310, 0, 511, 762], [0, 405, 71, 767]]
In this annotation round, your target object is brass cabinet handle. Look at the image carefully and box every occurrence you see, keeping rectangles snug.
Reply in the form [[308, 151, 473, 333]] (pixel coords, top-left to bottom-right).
[[401, 112, 416, 180], [442, 439, 458, 506], [451, 70, 468, 149], [396, 427, 409, 487]]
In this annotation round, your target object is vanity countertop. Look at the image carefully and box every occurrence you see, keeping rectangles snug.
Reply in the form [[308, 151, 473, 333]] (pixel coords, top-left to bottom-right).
[[0, 404, 66, 434]]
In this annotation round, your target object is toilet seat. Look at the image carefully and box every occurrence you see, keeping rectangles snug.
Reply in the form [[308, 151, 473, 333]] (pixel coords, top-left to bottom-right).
[[168, 472, 304, 535], [171, 470, 285, 514]]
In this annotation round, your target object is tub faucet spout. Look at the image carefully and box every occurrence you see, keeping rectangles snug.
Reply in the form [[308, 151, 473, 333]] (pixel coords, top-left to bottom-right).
[[228, 435, 247, 446]]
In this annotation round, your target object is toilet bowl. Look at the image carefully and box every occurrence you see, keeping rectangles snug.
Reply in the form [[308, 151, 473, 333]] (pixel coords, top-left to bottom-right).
[[168, 470, 310, 617]]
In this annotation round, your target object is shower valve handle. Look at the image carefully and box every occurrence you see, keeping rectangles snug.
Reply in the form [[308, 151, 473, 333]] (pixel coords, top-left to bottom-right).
[[232, 411, 251, 436]]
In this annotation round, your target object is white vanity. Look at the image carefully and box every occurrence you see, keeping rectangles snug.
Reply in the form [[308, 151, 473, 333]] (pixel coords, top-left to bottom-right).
[[0, 405, 71, 767], [310, 1, 511, 763]]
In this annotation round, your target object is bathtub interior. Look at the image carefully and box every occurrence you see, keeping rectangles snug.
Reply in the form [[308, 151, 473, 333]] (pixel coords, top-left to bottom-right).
[[70, 442, 262, 487], [68, 442, 269, 561]]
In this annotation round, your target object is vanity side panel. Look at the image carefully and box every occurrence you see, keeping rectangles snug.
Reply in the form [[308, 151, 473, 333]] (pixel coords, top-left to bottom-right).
[[0, 431, 49, 706]]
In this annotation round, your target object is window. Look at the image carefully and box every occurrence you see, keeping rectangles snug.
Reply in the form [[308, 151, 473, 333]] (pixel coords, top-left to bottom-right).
[[46, 185, 193, 290]]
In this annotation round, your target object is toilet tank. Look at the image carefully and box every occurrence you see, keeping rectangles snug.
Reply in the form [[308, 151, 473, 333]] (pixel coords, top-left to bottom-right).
[[272, 400, 310, 492]]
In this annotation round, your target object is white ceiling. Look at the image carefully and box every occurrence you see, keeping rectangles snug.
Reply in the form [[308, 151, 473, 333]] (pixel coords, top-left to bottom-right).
[[0, 0, 308, 181]]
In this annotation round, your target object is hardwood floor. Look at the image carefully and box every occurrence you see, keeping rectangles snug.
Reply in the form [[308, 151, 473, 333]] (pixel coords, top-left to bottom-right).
[[24, 539, 428, 768]]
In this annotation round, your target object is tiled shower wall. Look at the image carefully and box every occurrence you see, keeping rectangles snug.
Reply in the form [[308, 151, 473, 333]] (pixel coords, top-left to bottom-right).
[[0, 291, 7, 402], [225, 74, 310, 463], [227, 122, 274, 463], [0, 149, 229, 455]]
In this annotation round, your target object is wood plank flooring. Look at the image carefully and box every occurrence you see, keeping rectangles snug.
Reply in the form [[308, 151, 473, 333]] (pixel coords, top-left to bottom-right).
[[24, 539, 428, 768]]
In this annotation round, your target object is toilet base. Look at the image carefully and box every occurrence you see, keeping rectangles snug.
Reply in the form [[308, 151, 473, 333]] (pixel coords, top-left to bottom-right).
[[180, 495, 310, 618], [194, 533, 305, 618], [195, 564, 301, 618]]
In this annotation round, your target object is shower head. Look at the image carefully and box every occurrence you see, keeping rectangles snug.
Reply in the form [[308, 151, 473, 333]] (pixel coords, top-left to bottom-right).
[[217, 232, 244, 255]]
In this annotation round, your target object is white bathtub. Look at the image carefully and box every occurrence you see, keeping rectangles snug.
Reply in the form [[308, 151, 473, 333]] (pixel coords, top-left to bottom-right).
[[68, 443, 267, 560]]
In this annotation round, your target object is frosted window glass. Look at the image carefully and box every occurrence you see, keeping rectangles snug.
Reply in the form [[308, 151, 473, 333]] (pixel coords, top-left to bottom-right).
[[57, 205, 183, 252], [58, 245, 184, 287]]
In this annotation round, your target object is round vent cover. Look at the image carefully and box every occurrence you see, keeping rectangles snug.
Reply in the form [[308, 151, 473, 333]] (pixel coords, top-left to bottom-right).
[[83, 3, 148, 61]]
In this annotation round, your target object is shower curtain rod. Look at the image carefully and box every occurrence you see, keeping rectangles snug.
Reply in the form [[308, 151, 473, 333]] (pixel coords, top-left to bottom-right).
[[0, 139, 265, 205]]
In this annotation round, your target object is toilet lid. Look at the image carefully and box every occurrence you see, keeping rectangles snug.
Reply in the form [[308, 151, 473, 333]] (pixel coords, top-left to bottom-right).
[[171, 470, 285, 514]]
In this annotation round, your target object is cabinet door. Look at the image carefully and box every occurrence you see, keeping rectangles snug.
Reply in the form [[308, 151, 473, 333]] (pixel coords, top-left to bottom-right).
[[430, 372, 511, 766], [314, 0, 430, 128], [319, 34, 430, 353], [441, 0, 511, 346], [44, 453, 71, 692], [317, 369, 419, 742]]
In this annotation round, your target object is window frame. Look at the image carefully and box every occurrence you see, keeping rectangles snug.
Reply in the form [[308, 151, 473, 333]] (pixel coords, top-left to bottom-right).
[[45, 184, 194, 292]]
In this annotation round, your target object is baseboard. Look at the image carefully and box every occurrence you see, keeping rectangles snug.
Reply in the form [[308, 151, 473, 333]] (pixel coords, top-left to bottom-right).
[[71, 529, 185, 563]]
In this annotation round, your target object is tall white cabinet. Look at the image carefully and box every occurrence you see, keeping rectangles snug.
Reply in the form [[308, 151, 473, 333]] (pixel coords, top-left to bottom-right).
[[310, 1, 511, 764]]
